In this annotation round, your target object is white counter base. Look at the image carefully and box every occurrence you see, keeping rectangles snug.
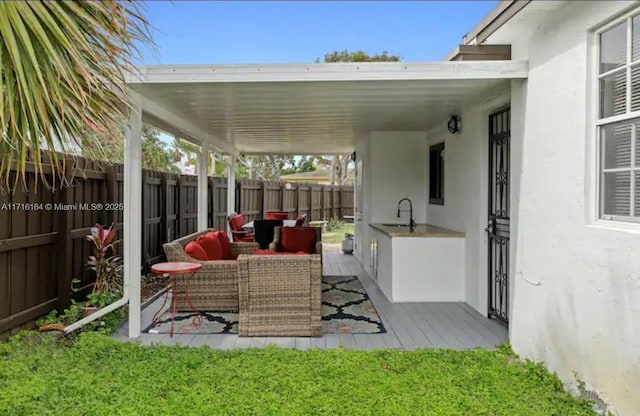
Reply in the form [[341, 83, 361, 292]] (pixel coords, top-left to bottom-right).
[[370, 227, 465, 302]]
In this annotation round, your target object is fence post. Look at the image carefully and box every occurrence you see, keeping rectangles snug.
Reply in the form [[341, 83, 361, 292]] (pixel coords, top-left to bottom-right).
[[177, 175, 185, 236], [260, 180, 266, 219], [207, 176, 213, 229], [234, 178, 240, 214], [306, 184, 312, 218], [56, 162, 73, 310], [141, 169, 147, 270], [212, 176, 220, 230], [160, 172, 168, 249], [105, 166, 117, 225], [281, 182, 286, 215]]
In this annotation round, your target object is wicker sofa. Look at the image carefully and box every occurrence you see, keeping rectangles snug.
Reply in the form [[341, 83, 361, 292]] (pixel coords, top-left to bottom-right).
[[162, 229, 259, 311], [237, 253, 322, 337]]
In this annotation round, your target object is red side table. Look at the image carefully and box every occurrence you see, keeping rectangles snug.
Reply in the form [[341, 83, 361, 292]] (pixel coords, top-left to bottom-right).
[[151, 262, 203, 337]]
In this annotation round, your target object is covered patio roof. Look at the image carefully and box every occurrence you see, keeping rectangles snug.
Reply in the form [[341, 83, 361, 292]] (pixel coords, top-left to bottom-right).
[[127, 61, 528, 155], [115, 60, 529, 339]]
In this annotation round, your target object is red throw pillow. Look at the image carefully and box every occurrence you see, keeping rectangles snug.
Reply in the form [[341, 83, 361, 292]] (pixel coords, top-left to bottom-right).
[[281, 227, 317, 254], [207, 231, 232, 260], [196, 235, 223, 261], [228, 215, 244, 231], [184, 241, 208, 261]]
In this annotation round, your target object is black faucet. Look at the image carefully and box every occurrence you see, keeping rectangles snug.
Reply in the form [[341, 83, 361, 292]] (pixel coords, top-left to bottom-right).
[[397, 198, 416, 231]]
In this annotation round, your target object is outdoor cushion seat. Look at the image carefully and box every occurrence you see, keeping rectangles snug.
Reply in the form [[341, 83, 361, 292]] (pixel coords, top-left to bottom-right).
[[163, 229, 259, 311], [281, 226, 317, 253], [269, 226, 322, 257], [252, 249, 306, 255]]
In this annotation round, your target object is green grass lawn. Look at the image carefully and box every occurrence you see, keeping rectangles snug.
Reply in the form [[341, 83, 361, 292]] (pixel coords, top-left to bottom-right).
[[322, 223, 355, 244], [0, 332, 598, 416]]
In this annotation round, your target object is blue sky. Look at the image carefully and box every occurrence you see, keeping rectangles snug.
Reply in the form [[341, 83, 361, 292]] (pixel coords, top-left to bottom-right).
[[142, 1, 498, 65]]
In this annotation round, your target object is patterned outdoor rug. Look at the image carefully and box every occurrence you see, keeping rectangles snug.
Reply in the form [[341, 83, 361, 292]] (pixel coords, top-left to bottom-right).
[[146, 275, 386, 335], [321, 275, 386, 334]]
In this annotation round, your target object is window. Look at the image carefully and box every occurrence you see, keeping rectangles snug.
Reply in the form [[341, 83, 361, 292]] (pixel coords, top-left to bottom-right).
[[597, 12, 640, 222], [429, 142, 444, 205]]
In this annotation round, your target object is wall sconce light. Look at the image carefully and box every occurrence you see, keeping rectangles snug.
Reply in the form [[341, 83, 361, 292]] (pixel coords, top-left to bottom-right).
[[447, 115, 461, 134]]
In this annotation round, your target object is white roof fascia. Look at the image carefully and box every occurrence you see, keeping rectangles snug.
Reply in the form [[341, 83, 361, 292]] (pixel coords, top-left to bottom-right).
[[462, 0, 531, 45], [127, 61, 528, 84]]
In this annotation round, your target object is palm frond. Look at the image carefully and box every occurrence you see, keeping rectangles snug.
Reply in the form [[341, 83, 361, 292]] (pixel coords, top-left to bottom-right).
[[0, 0, 153, 190]]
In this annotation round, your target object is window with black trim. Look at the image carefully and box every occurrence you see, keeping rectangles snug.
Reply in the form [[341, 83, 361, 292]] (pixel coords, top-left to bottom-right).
[[429, 142, 444, 205], [597, 11, 640, 223]]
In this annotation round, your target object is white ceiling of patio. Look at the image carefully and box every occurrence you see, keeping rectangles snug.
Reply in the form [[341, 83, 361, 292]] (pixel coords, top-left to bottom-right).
[[127, 61, 527, 154]]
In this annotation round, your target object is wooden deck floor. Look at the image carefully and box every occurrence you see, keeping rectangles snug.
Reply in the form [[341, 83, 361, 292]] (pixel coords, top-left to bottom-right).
[[114, 247, 508, 350]]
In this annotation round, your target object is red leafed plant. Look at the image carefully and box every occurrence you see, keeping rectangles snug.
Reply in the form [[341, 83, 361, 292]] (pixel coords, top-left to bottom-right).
[[86, 222, 123, 297]]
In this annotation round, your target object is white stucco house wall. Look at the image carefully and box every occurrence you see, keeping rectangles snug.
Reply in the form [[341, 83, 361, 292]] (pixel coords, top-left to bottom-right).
[[93, 1, 639, 415], [353, 1, 640, 414]]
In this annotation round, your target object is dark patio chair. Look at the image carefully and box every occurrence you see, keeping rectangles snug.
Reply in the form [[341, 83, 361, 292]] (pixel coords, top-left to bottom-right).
[[253, 219, 284, 249]]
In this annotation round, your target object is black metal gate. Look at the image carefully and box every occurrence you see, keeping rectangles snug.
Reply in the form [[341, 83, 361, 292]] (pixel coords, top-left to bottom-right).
[[487, 107, 510, 325]]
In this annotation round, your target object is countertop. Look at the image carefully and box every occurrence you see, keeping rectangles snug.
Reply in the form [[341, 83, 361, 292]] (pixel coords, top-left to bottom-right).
[[369, 223, 465, 238]]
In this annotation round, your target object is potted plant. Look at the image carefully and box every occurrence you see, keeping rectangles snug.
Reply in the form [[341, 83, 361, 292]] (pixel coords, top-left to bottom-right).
[[83, 223, 123, 317]]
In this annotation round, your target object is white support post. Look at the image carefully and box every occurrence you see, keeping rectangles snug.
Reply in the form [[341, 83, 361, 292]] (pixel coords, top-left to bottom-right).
[[227, 155, 236, 221], [197, 143, 209, 231], [125, 99, 143, 339]]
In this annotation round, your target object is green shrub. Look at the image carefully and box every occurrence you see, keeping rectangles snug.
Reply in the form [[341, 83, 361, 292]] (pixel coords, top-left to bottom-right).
[[326, 217, 345, 232], [36, 301, 82, 327]]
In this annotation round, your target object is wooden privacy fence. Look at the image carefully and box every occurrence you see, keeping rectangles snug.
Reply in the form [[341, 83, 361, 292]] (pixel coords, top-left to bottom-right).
[[234, 179, 353, 223], [0, 157, 353, 336]]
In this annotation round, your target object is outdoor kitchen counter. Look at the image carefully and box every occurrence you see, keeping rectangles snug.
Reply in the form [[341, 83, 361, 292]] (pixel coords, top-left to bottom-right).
[[369, 223, 465, 238], [367, 223, 465, 302]]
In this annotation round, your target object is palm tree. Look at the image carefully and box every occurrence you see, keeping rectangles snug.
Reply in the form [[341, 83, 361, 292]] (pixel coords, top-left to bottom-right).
[[0, 1, 152, 189]]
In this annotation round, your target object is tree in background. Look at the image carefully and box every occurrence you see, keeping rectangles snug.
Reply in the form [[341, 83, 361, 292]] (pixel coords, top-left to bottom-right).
[[315, 155, 353, 186], [0, 1, 152, 189], [237, 155, 296, 181], [172, 138, 244, 177], [314, 50, 402, 184], [280, 156, 317, 176], [81, 126, 179, 173], [80, 127, 126, 166], [140, 128, 180, 173], [317, 50, 402, 63]]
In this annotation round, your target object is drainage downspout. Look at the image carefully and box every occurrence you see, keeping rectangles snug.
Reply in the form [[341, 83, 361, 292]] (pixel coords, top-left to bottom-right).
[[63, 270, 130, 335]]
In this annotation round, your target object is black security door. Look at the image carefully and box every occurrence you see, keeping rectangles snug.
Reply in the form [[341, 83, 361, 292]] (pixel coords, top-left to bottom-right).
[[487, 107, 510, 325]]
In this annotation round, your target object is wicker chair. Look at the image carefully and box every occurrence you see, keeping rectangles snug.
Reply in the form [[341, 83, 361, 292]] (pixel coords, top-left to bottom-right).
[[237, 254, 322, 337], [268, 226, 322, 256], [162, 229, 259, 311]]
